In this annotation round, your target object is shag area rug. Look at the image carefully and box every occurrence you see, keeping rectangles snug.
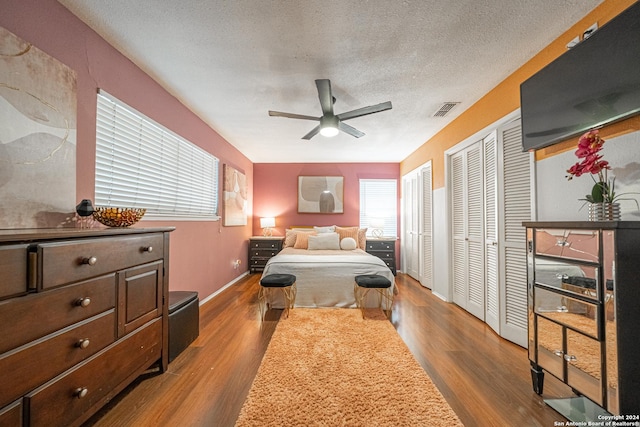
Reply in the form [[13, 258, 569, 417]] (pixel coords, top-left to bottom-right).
[[235, 308, 463, 426]]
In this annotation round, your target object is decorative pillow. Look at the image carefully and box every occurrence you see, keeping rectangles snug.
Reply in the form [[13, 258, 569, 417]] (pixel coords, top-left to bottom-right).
[[340, 237, 357, 250], [313, 225, 336, 234], [308, 232, 340, 250], [293, 231, 317, 249], [335, 226, 359, 246], [283, 229, 298, 248], [358, 227, 368, 250]]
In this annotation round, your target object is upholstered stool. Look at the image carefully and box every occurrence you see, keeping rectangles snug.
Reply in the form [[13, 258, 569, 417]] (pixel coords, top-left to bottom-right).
[[168, 291, 199, 362], [354, 275, 393, 319], [258, 274, 297, 320]]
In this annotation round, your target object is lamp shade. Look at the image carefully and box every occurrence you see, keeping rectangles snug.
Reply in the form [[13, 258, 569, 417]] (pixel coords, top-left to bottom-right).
[[369, 218, 385, 229], [260, 217, 275, 228]]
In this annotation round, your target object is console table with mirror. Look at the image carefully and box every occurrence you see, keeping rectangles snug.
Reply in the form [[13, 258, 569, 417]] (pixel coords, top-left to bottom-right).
[[524, 221, 640, 418]]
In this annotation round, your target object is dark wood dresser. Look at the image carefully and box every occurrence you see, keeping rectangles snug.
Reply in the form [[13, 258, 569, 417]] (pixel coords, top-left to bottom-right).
[[0, 227, 174, 427], [248, 237, 284, 273], [365, 238, 397, 275]]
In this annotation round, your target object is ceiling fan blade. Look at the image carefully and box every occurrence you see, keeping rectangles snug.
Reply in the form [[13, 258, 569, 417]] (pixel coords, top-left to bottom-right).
[[302, 125, 321, 140], [338, 122, 365, 138], [315, 79, 334, 116], [336, 101, 392, 121], [269, 110, 320, 121]]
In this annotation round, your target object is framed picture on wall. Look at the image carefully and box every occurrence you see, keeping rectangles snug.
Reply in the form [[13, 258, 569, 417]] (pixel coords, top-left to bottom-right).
[[223, 164, 248, 226], [298, 176, 344, 214]]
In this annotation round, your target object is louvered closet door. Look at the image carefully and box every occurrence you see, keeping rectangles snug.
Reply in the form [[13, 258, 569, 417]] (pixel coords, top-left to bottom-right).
[[451, 151, 467, 308], [402, 175, 420, 279], [465, 144, 485, 319], [451, 143, 485, 320], [483, 132, 500, 332], [420, 163, 433, 289], [498, 119, 531, 346]]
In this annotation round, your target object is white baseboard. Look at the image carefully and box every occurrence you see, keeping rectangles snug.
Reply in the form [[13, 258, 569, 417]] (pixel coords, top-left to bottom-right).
[[198, 271, 249, 306]]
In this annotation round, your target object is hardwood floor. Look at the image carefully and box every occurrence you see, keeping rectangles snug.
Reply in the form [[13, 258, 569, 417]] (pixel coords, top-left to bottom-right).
[[85, 273, 571, 426]]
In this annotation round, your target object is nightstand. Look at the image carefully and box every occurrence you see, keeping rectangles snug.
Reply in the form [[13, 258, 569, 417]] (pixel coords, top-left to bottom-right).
[[249, 236, 284, 273], [365, 238, 397, 275]]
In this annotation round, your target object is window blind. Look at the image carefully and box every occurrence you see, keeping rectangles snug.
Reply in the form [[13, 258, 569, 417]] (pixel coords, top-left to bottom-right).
[[359, 179, 398, 237], [95, 91, 219, 220]]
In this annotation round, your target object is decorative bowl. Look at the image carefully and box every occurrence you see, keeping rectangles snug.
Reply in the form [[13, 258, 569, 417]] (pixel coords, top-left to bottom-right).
[[92, 207, 146, 227]]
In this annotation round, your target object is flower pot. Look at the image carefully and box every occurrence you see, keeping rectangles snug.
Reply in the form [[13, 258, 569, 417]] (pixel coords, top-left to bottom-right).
[[588, 202, 620, 221]]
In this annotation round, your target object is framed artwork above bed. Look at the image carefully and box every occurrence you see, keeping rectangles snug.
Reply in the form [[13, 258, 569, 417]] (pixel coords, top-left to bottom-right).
[[298, 176, 344, 214]]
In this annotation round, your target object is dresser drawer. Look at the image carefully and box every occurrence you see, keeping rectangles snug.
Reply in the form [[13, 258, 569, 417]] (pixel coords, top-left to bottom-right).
[[0, 310, 116, 409], [535, 286, 599, 338], [534, 229, 599, 263], [25, 318, 162, 427], [37, 234, 163, 290], [0, 400, 22, 427], [0, 274, 116, 354], [250, 248, 279, 258], [534, 258, 600, 301], [250, 239, 282, 250], [0, 244, 29, 300], [365, 240, 395, 252], [250, 258, 269, 268]]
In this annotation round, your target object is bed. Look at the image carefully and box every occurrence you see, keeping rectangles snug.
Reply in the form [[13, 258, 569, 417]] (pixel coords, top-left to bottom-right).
[[260, 226, 396, 308]]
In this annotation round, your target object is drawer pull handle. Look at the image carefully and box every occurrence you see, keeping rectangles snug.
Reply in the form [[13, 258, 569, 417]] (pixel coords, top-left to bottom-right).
[[143, 246, 153, 253], [76, 338, 90, 349], [74, 387, 88, 399], [75, 297, 91, 307], [564, 354, 577, 362], [82, 256, 97, 266], [553, 350, 564, 357]]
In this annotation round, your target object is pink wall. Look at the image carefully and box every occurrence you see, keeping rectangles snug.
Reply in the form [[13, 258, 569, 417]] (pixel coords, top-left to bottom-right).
[[3, 0, 253, 299], [253, 163, 401, 261]]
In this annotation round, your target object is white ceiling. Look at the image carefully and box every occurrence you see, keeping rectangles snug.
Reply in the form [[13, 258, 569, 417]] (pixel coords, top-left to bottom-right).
[[58, 0, 603, 163]]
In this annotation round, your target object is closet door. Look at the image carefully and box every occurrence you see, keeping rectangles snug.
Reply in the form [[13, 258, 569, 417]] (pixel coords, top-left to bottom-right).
[[420, 163, 433, 289], [498, 119, 531, 346], [451, 142, 485, 320], [402, 175, 420, 279], [484, 132, 500, 332]]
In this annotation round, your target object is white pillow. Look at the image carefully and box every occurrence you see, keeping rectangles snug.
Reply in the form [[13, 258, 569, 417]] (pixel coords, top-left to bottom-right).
[[340, 237, 357, 250], [313, 225, 336, 233], [307, 232, 340, 250]]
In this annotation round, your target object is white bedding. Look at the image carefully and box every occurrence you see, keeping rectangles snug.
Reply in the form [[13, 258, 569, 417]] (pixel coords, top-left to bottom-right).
[[261, 247, 395, 308]]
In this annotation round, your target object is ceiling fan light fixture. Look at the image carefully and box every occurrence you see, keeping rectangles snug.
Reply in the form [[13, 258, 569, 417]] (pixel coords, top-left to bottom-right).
[[319, 115, 339, 137], [320, 125, 339, 137]]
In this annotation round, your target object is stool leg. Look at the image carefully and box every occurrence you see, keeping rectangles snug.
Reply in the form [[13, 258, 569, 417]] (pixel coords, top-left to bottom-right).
[[258, 286, 266, 321], [282, 285, 295, 319], [382, 287, 393, 318], [354, 284, 369, 319]]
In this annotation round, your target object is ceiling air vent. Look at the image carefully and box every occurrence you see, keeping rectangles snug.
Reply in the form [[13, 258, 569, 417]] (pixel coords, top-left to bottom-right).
[[432, 102, 460, 117]]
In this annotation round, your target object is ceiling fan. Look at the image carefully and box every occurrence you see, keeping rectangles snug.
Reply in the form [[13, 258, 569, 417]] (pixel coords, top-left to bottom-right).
[[268, 79, 392, 140]]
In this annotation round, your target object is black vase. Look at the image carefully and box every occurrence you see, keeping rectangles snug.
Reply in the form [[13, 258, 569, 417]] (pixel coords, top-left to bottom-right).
[[76, 199, 95, 217]]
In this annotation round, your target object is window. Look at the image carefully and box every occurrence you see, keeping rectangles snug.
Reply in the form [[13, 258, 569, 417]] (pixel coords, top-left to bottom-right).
[[95, 91, 219, 220], [359, 179, 397, 237]]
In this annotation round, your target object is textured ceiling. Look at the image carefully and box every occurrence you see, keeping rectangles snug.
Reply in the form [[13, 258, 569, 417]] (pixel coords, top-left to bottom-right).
[[58, 0, 603, 163]]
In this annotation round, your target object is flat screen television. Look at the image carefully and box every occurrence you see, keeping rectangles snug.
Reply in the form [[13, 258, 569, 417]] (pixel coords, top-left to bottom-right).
[[520, 1, 640, 152]]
